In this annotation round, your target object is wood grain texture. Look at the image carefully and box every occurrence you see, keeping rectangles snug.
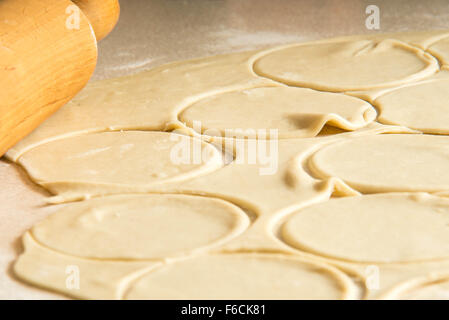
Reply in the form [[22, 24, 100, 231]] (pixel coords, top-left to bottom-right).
[[72, 0, 120, 41], [0, 0, 99, 157]]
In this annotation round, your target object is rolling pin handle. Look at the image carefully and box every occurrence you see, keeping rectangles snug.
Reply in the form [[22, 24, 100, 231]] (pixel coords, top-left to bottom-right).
[[0, 0, 120, 157]]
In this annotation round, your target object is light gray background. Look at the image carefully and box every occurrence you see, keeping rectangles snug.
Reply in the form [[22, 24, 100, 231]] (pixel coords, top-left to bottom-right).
[[94, 0, 449, 80]]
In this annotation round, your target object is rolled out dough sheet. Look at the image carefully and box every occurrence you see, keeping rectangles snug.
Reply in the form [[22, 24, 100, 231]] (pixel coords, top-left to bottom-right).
[[253, 39, 439, 91], [8, 30, 449, 300], [309, 134, 449, 194], [31, 194, 250, 260], [180, 86, 376, 139], [375, 79, 449, 134], [125, 254, 358, 300], [17, 131, 223, 199], [391, 276, 449, 300], [282, 193, 449, 263]]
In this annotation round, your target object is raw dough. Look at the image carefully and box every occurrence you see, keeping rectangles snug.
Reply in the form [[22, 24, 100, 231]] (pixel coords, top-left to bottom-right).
[[125, 254, 356, 300], [309, 134, 449, 193], [180, 86, 376, 139], [428, 35, 449, 66], [282, 193, 449, 263], [375, 79, 449, 134], [9, 31, 449, 300], [253, 39, 439, 91], [398, 277, 449, 300], [14, 232, 160, 300], [17, 131, 222, 197], [373, 30, 449, 49], [5, 50, 274, 161], [31, 194, 250, 260]]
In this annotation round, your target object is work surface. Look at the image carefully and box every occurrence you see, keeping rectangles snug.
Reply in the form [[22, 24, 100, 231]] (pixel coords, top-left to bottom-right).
[[2, 0, 449, 299]]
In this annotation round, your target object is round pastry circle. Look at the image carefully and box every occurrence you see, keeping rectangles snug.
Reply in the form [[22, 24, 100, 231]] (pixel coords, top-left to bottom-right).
[[389, 275, 449, 300], [32, 194, 250, 259], [428, 35, 449, 66], [179, 86, 376, 139], [309, 134, 449, 193], [282, 193, 449, 263], [376, 79, 449, 134], [253, 39, 438, 92], [125, 254, 356, 299], [18, 131, 222, 187]]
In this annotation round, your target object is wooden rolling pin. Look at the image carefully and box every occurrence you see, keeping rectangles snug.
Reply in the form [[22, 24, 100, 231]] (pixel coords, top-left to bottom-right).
[[0, 0, 120, 157]]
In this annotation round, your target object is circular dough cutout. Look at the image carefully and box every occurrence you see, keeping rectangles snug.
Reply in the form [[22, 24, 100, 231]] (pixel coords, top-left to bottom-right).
[[32, 194, 250, 259], [18, 131, 222, 187], [282, 193, 449, 263], [309, 134, 449, 193], [254, 39, 438, 92], [376, 79, 449, 134], [428, 36, 449, 67], [125, 254, 354, 299], [180, 87, 376, 139], [396, 277, 449, 300]]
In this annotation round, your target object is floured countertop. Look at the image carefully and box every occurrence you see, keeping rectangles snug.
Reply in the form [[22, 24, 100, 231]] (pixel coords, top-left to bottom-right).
[[2, 0, 449, 299]]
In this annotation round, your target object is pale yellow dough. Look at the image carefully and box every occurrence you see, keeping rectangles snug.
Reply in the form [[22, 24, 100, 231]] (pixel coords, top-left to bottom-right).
[[17, 131, 222, 196], [282, 193, 449, 263], [375, 79, 449, 134], [14, 232, 161, 300], [180, 86, 376, 139], [125, 254, 357, 300], [5, 50, 274, 161], [397, 277, 449, 300], [428, 35, 449, 67], [253, 39, 438, 92], [10, 31, 449, 300], [309, 134, 449, 193], [31, 194, 250, 260]]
